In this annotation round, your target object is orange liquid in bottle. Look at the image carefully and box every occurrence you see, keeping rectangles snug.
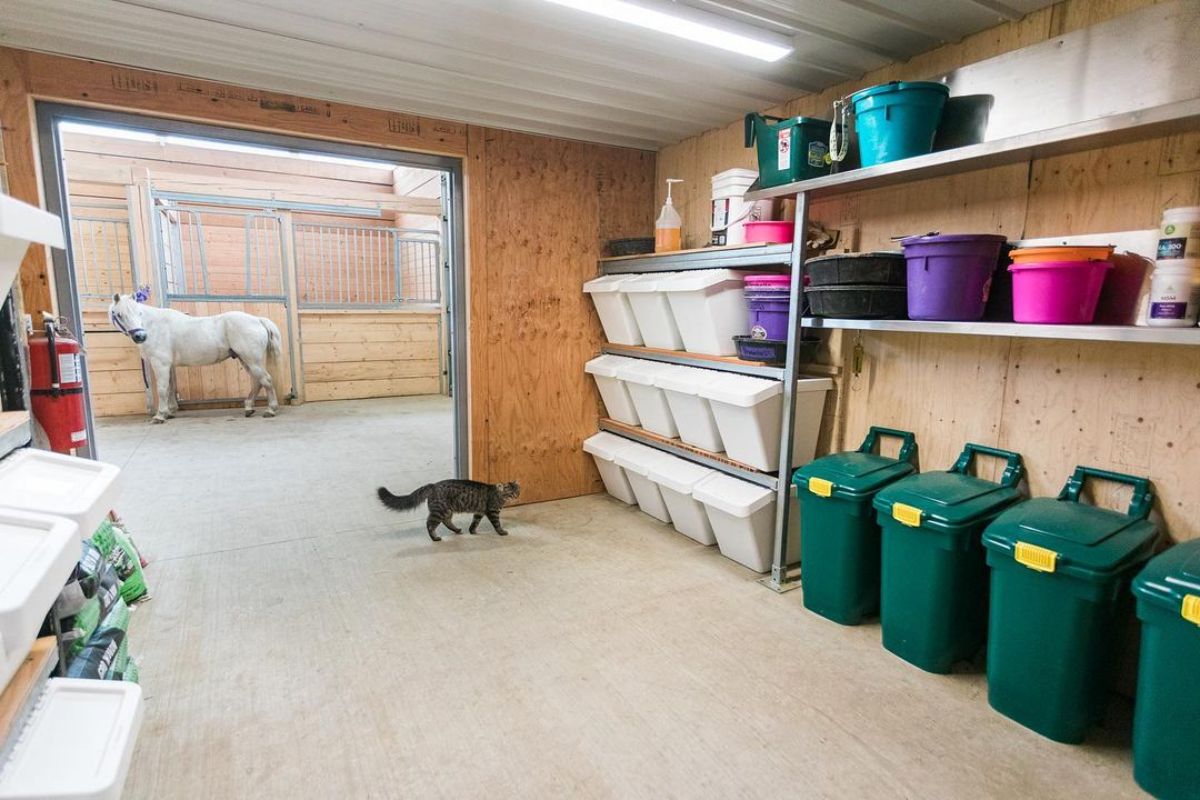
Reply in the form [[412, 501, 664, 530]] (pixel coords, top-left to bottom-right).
[[655, 227, 682, 253]]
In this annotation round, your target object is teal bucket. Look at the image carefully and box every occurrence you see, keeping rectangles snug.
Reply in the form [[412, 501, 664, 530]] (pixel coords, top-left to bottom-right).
[[850, 81, 949, 167]]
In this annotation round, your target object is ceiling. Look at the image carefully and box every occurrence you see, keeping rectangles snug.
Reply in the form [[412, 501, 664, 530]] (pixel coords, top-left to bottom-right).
[[0, 0, 1056, 150]]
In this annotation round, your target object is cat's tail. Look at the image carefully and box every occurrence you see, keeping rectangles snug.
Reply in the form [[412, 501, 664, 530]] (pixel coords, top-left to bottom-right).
[[377, 484, 431, 512]]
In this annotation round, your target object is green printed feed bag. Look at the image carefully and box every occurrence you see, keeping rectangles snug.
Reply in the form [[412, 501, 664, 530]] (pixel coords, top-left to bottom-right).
[[92, 520, 150, 604], [43, 541, 121, 659], [65, 598, 134, 681]]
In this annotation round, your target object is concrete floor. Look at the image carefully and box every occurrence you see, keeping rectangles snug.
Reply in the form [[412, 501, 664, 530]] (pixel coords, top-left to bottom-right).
[[96, 397, 1146, 800]]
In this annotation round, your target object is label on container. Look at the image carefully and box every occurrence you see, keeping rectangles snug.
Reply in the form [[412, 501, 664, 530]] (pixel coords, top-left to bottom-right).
[[70, 429, 87, 443], [58, 353, 80, 384], [710, 229, 727, 247], [1158, 220, 1200, 259], [750, 324, 768, 340], [807, 140, 828, 168], [711, 198, 730, 230], [1150, 301, 1189, 319], [1158, 237, 1188, 259], [777, 128, 792, 171]]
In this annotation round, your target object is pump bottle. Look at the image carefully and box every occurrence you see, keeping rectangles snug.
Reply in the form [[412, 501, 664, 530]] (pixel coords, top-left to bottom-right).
[[655, 178, 684, 253]]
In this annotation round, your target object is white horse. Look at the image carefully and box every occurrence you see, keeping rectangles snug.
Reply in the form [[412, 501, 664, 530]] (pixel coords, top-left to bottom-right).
[[108, 293, 283, 423]]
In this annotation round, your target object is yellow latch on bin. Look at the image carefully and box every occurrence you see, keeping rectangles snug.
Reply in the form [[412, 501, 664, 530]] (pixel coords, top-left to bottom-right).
[[1183, 595, 1200, 626], [892, 503, 922, 527], [1015, 542, 1058, 573], [808, 478, 833, 497]]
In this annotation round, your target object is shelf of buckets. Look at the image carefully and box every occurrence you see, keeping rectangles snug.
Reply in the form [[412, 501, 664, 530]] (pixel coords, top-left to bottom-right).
[[0, 195, 144, 800]]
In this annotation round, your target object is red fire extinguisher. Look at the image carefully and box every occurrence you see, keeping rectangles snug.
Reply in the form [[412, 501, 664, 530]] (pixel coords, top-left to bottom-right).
[[29, 318, 88, 454]]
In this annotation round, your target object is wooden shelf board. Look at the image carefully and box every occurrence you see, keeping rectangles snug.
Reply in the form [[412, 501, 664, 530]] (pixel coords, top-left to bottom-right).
[[599, 418, 778, 490]]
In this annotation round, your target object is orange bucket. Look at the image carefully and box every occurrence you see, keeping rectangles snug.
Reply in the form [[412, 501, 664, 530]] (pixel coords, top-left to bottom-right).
[[1009, 245, 1114, 264]]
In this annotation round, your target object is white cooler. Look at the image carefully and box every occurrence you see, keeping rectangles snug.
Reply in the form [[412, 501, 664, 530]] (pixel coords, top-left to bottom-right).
[[699, 375, 832, 472], [613, 443, 672, 523], [693, 474, 799, 573], [582, 432, 638, 504], [583, 274, 642, 345], [615, 360, 679, 437], [584, 354, 640, 425], [0, 449, 122, 541], [656, 366, 726, 452], [644, 455, 717, 545], [623, 273, 684, 350], [663, 269, 747, 356]]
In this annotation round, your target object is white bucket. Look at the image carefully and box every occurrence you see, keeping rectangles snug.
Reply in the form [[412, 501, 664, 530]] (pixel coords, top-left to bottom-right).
[[584, 354, 641, 425], [656, 366, 726, 452], [623, 273, 685, 350], [615, 359, 679, 437], [663, 269, 748, 356], [644, 455, 717, 545], [583, 274, 643, 346], [698, 375, 832, 472], [582, 432, 638, 504], [692, 474, 799, 573], [710, 169, 762, 247], [613, 443, 673, 523]]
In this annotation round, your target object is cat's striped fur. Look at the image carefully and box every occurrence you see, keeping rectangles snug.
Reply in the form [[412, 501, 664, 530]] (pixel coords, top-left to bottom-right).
[[377, 479, 521, 541]]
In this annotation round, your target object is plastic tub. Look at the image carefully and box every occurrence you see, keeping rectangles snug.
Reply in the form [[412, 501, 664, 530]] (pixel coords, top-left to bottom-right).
[[584, 355, 640, 425], [645, 454, 718, 545], [932, 94, 994, 151], [742, 221, 794, 244], [805, 285, 907, 319], [699, 375, 832, 472], [1146, 259, 1200, 326], [744, 274, 791, 340], [0, 510, 80, 691], [901, 233, 1008, 321], [693, 473, 799, 573], [850, 81, 949, 167], [623, 273, 684, 350], [663, 269, 747, 356], [1009, 245, 1114, 265], [744, 113, 832, 188], [582, 432, 638, 505], [805, 252, 906, 287], [1, 195, 65, 297], [614, 360, 678, 437], [656, 366, 725, 452], [583, 275, 642, 346], [613, 444, 673, 523], [1008, 260, 1112, 324], [0, 449, 122, 541], [734, 336, 817, 365], [1157, 206, 1200, 260]]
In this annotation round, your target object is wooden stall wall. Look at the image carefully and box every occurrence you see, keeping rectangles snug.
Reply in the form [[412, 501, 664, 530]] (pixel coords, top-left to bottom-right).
[[657, 0, 1200, 543], [299, 310, 441, 402]]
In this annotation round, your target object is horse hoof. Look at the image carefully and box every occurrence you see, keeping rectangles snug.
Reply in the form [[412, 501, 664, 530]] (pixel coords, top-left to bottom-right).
[[264, 408, 277, 418], [151, 417, 166, 425], [244, 409, 255, 418]]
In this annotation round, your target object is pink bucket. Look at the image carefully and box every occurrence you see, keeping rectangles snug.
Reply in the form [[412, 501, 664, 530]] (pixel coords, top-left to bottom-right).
[[1008, 260, 1112, 323], [743, 221, 794, 244]]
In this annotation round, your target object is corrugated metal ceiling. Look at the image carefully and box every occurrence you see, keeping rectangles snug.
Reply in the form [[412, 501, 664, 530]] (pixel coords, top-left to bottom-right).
[[0, 0, 1056, 149]]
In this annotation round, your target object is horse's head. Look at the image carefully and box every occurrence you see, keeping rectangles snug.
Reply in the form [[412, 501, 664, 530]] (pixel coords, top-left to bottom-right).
[[109, 293, 148, 344]]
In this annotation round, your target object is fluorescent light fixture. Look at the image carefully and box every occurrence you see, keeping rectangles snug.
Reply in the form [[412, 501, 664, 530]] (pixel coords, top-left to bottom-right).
[[544, 0, 793, 62]]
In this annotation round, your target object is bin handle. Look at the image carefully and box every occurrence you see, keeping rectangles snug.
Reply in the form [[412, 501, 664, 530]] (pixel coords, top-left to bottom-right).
[[1057, 466, 1153, 520], [857, 426, 918, 465], [744, 112, 790, 148], [950, 443, 1024, 489]]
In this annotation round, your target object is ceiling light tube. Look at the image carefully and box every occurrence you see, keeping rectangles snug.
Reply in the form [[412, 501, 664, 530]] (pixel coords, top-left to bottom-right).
[[544, 0, 794, 62]]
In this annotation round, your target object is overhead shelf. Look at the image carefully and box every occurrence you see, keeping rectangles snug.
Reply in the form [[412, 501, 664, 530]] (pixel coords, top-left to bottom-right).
[[599, 418, 778, 491], [745, 99, 1200, 202], [600, 243, 792, 274], [600, 344, 784, 379], [801, 317, 1200, 345]]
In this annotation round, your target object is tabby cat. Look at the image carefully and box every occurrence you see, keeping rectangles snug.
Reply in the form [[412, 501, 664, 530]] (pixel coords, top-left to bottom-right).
[[377, 479, 521, 542]]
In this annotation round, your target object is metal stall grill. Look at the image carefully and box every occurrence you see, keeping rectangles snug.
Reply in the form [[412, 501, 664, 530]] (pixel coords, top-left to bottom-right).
[[293, 222, 441, 308], [69, 212, 136, 301]]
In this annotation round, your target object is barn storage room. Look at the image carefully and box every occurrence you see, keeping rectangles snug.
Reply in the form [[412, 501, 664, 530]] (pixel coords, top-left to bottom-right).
[[0, 2, 1198, 799]]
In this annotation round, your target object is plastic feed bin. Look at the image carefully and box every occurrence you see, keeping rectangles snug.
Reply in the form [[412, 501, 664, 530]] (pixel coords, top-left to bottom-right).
[[664, 270, 748, 356], [699, 375, 832, 472], [792, 427, 918, 626], [1, 194, 65, 296], [585, 355, 641, 426], [613, 444, 673, 523], [1132, 540, 1200, 800], [656, 366, 726, 453], [614, 360, 679, 437], [582, 432, 638, 505], [694, 473, 798, 573], [982, 467, 1158, 744], [583, 274, 642, 346], [873, 444, 1025, 673], [645, 455, 718, 545], [0, 449, 121, 541], [624, 273, 684, 350]]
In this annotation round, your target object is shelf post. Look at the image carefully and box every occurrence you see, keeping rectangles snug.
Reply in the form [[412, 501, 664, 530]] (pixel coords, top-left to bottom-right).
[[762, 191, 809, 593]]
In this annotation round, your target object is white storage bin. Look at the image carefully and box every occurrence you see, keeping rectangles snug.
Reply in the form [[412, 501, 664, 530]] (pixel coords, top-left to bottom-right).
[[699, 375, 832, 472], [0, 678, 143, 800], [644, 455, 717, 545], [583, 274, 642, 345], [0, 510, 79, 691], [693, 474, 799, 573], [582, 432, 638, 505], [663, 269, 748, 356], [613, 444, 672, 523], [584, 355, 640, 425], [623, 273, 684, 350], [615, 360, 679, 437], [656, 366, 726, 452], [0, 450, 121, 541]]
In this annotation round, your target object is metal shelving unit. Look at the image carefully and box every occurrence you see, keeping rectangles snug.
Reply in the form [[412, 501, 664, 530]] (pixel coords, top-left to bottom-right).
[[802, 318, 1200, 345], [601, 343, 784, 379], [600, 243, 792, 274]]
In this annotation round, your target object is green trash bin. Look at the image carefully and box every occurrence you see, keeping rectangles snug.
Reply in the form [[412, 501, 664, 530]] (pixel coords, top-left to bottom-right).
[[873, 443, 1024, 673], [793, 426, 918, 626], [744, 113, 833, 188], [982, 467, 1158, 744], [1132, 540, 1200, 799]]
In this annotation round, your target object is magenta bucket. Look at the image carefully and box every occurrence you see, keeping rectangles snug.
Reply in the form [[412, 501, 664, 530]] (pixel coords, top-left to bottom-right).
[[744, 273, 791, 340], [901, 234, 1008, 320], [1008, 260, 1112, 323]]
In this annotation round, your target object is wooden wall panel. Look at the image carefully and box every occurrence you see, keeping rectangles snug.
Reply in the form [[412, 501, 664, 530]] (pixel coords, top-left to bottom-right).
[[299, 310, 441, 402]]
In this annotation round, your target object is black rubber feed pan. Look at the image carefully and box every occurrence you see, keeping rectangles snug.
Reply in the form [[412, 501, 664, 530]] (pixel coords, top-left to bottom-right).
[[607, 237, 655, 257], [805, 284, 907, 319], [805, 251, 906, 287], [733, 336, 819, 366]]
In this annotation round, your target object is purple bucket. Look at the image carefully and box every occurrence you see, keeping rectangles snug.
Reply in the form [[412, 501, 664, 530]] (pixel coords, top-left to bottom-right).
[[744, 274, 791, 339], [901, 234, 1008, 320]]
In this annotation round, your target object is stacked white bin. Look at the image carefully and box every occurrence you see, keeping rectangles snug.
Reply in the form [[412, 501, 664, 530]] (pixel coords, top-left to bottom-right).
[[584, 355, 640, 425], [693, 474, 799, 573], [582, 274, 642, 345], [699, 375, 832, 471], [623, 274, 685, 349], [664, 270, 748, 356], [644, 456, 717, 545], [656, 366, 725, 452], [615, 360, 678, 437], [582, 432, 638, 505], [613, 443, 673, 522]]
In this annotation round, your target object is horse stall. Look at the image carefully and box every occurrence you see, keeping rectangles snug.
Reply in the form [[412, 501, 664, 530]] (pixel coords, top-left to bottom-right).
[[60, 128, 447, 417]]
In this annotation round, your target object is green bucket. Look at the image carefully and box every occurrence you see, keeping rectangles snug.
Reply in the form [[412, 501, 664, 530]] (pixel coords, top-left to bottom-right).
[[744, 113, 833, 188]]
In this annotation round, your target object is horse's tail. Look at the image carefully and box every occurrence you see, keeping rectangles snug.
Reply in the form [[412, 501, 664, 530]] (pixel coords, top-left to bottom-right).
[[260, 317, 284, 398], [377, 484, 432, 512]]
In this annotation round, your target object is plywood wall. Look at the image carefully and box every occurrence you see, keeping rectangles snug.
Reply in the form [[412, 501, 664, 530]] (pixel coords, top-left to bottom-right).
[[299, 310, 441, 402]]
